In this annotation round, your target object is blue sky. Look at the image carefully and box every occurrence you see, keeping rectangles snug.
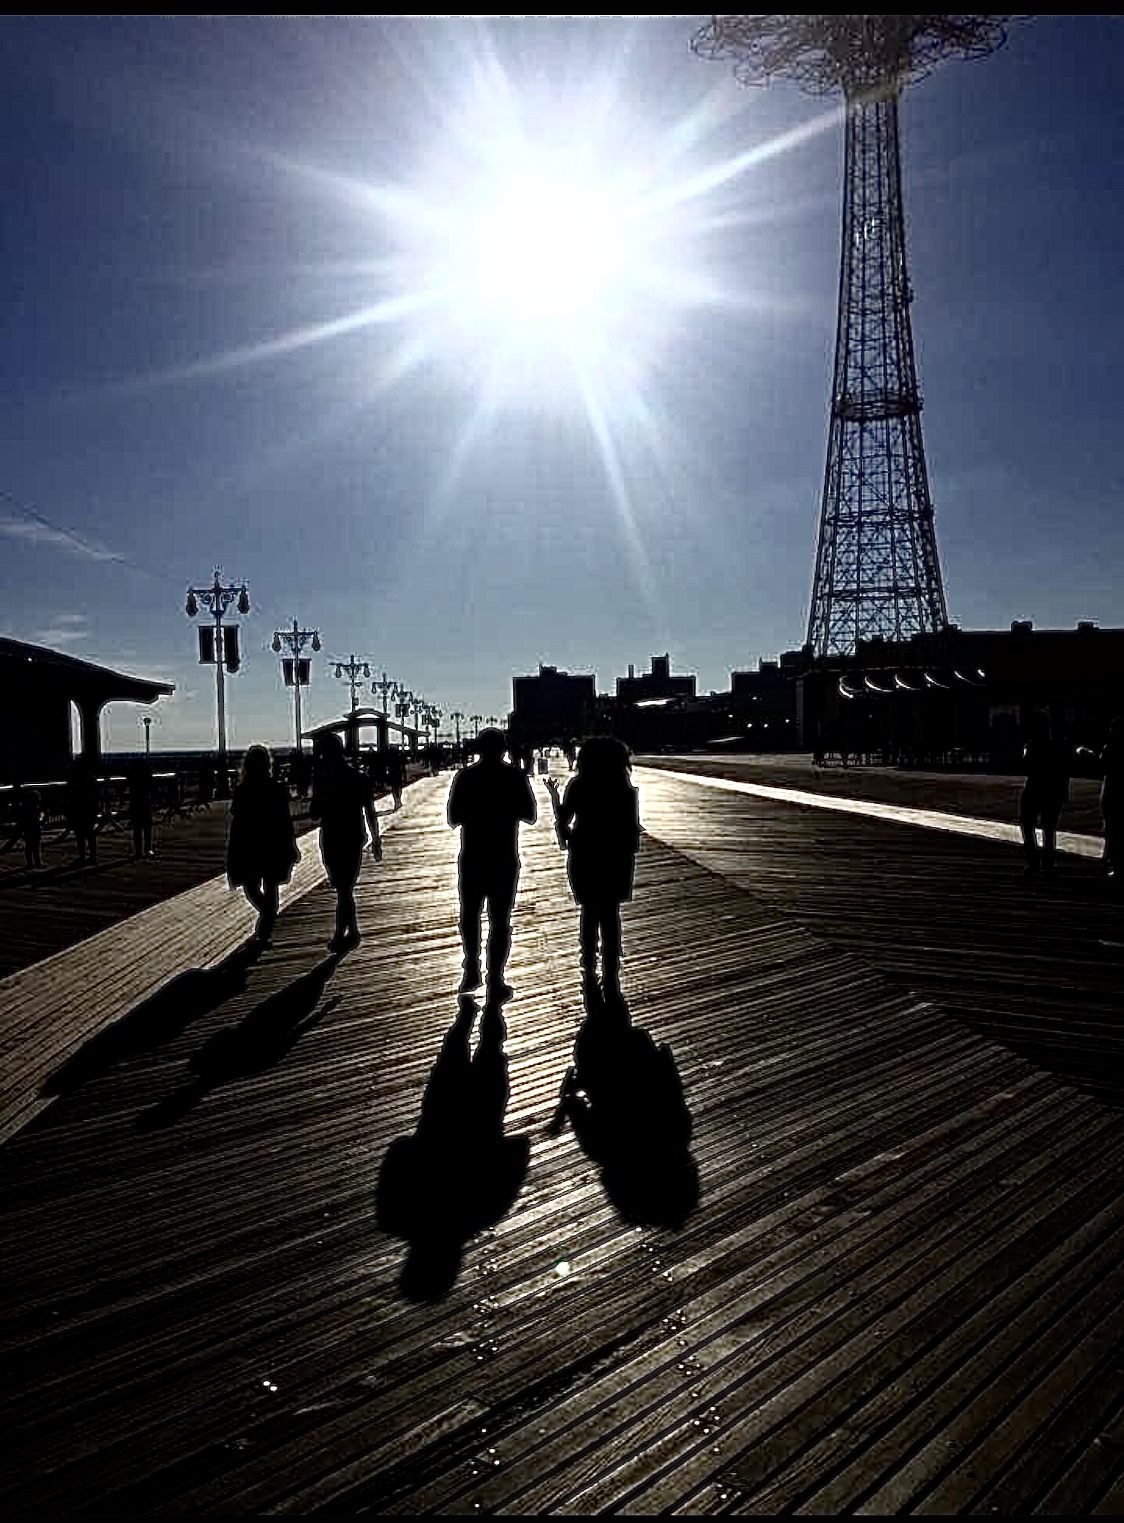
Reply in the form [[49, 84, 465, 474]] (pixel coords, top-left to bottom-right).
[[1, 15, 1123, 753]]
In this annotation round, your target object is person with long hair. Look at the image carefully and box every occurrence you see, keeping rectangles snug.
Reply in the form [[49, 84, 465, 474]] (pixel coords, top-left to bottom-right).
[[226, 744, 300, 946], [546, 735, 640, 993]]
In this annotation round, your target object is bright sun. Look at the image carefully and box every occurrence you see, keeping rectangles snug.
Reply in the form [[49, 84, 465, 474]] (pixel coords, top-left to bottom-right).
[[402, 130, 689, 408], [459, 165, 626, 334]]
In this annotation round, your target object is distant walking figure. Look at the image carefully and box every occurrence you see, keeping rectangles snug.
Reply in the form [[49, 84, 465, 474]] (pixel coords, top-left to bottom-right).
[[15, 783, 43, 870], [447, 729, 537, 1001], [1019, 711, 1070, 878], [386, 748, 405, 810], [546, 735, 640, 993], [65, 758, 100, 865], [127, 760, 155, 860], [226, 745, 300, 947], [1078, 716, 1124, 881], [310, 732, 382, 953]]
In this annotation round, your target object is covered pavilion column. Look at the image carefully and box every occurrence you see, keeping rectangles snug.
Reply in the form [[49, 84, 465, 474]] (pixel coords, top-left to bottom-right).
[[76, 695, 103, 767]]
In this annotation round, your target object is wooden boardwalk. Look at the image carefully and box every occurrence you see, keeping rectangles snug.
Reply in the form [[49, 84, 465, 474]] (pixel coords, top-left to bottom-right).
[[2, 760, 1124, 1514]]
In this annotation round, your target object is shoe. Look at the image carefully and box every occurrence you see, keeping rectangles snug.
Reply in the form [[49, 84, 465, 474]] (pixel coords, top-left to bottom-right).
[[487, 979, 514, 1004], [459, 963, 481, 994], [328, 935, 348, 953]]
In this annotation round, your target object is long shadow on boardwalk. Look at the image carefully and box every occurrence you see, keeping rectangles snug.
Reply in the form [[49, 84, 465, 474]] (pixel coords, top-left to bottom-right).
[[550, 980, 698, 1230], [136, 953, 342, 1130], [376, 998, 530, 1302], [42, 941, 263, 1099]]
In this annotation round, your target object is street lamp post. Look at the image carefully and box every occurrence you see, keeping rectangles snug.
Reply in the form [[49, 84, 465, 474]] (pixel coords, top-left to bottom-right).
[[272, 619, 321, 758], [394, 689, 413, 753], [142, 716, 151, 757], [372, 671, 400, 752], [331, 655, 374, 758], [410, 695, 427, 748], [469, 713, 482, 740], [185, 570, 249, 799], [331, 655, 372, 714]]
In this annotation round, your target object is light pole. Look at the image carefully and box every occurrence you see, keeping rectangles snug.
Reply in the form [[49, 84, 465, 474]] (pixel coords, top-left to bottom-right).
[[331, 655, 372, 714], [410, 694, 428, 745], [330, 655, 373, 758], [142, 715, 151, 757], [185, 570, 249, 798], [469, 713, 482, 740], [372, 671, 399, 752], [272, 619, 321, 758], [395, 689, 414, 753], [450, 710, 464, 745]]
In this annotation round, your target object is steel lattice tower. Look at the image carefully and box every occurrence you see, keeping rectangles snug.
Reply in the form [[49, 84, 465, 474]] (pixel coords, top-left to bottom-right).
[[692, 16, 1011, 656]]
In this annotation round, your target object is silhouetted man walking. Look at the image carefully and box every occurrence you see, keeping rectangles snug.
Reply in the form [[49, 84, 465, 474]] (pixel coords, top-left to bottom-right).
[[447, 729, 536, 1001]]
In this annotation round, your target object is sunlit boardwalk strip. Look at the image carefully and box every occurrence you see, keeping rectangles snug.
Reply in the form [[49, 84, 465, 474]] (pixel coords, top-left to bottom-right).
[[639, 762, 1105, 858], [2, 762, 1124, 1513]]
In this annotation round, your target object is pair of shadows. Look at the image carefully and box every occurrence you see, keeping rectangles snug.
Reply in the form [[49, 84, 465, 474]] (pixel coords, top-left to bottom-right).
[[375, 983, 697, 1303], [42, 939, 341, 1130]]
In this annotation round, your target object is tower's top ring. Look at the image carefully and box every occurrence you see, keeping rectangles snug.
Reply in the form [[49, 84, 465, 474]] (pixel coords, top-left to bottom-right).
[[692, 15, 1012, 95]]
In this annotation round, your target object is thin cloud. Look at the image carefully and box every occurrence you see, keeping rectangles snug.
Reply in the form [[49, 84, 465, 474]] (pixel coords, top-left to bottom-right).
[[0, 509, 126, 564]]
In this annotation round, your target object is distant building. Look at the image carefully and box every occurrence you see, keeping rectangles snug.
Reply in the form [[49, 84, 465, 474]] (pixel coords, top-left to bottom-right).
[[798, 620, 1124, 767], [511, 663, 596, 747], [0, 637, 174, 784], [616, 653, 696, 705], [728, 651, 806, 748]]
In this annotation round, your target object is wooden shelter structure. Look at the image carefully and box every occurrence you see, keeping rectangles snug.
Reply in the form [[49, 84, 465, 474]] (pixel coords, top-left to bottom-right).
[[0, 638, 174, 785], [303, 707, 418, 757]]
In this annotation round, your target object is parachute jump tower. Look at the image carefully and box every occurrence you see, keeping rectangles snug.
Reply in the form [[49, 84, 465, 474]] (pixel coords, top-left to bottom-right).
[[692, 15, 1010, 656]]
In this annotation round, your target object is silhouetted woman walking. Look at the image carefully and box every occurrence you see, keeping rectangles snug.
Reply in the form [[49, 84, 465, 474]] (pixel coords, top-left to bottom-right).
[[547, 735, 640, 993], [226, 745, 300, 946]]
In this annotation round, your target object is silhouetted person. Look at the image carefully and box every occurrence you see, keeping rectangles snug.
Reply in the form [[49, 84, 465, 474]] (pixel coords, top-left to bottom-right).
[[1078, 716, 1124, 882], [447, 728, 536, 1001], [197, 754, 216, 806], [310, 731, 382, 953], [295, 749, 313, 800], [15, 783, 43, 870], [65, 758, 99, 866], [226, 745, 300, 947], [546, 735, 640, 993], [1019, 711, 1070, 878], [127, 760, 155, 859], [386, 747, 404, 809]]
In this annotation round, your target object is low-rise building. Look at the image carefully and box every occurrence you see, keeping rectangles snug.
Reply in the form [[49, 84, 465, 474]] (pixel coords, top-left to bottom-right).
[[511, 663, 597, 749]]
